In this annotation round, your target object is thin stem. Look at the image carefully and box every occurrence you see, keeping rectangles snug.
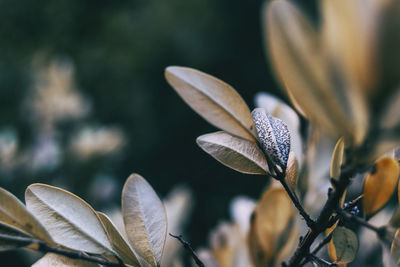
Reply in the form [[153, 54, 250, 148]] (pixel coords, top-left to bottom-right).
[[277, 175, 315, 228], [287, 162, 363, 267], [309, 254, 337, 267], [337, 209, 386, 238], [169, 233, 205, 267], [0, 233, 127, 267], [311, 232, 333, 255]]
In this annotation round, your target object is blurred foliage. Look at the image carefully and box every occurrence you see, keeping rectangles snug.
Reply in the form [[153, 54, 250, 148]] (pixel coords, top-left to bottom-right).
[[0, 0, 317, 265]]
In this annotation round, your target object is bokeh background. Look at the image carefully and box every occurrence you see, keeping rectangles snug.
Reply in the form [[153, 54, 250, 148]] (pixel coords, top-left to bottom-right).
[[0, 0, 316, 265]]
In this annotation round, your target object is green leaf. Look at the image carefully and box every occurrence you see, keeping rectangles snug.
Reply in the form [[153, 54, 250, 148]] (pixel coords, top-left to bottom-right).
[[0, 222, 32, 251], [252, 108, 291, 169], [0, 187, 53, 245], [32, 253, 99, 267], [165, 66, 257, 142], [25, 184, 114, 255], [97, 212, 140, 266], [122, 174, 167, 267], [330, 226, 359, 263]]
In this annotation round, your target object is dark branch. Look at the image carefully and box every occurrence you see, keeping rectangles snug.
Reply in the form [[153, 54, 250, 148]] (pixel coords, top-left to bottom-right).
[[277, 175, 315, 229], [0, 233, 128, 267], [337, 209, 389, 241], [169, 233, 205, 267], [287, 161, 366, 266]]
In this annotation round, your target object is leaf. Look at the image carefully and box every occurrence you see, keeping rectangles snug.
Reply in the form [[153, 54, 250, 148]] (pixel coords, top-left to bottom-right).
[[329, 226, 359, 263], [0, 187, 53, 245], [32, 253, 99, 267], [248, 184, 295, 266], [391, 229, 400, 265], [252, 108, 291, 169], [196, 131, 269, 175], [0, 221, 32, 251], [25, 184, 114, 255], [165, 66, 257, 141], [264, 0, 367, 144], [122, 174, 167, 267], [330, 137, 345, 182], [285, 152, 298, 192], [254, 92, 303, 165], [97, 212, 140, 266], [363, 157, 400, 216]]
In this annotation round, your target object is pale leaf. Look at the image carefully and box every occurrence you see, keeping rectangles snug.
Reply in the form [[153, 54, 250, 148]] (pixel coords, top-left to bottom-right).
[[97, 212, 140, 266], [285, 152, 298, 192], [196, 131, 269, 175], [165, 66, 257, 141], [32, 253, 99, 267], [25, 184, 113, 254], [0, 187, 53, 245], [122, 174, 167, 267], [330, 226, 359, 263], [363, 157, 400, 216], [252, 108, 290, 169]]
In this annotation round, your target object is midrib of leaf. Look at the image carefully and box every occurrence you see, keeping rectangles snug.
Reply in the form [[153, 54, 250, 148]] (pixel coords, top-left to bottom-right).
[[135, 183, 156, 264], [30, 192, 111, 253], [180, 77, 256, 140]]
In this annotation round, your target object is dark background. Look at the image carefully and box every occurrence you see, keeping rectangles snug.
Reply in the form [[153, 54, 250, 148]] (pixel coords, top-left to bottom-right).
[[0, 0, 316, 265]]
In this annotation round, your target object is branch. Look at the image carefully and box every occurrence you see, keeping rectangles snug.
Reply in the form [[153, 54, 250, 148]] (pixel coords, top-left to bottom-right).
[[287, 162, 364, 266], [277, 175, 315, 229], [337, 209, 389, 241], [169, 233, 205, 267], [0, 233, 127, 267]]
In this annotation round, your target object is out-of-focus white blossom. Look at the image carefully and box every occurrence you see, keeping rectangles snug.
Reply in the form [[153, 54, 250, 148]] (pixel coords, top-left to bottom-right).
[[69, 126, 125, 159], [27, 59, 91, 130]]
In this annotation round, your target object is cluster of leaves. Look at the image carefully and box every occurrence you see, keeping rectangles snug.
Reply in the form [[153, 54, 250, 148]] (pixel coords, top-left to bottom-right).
[[162, 0, 400, 265], [0, 174, 168, 267]]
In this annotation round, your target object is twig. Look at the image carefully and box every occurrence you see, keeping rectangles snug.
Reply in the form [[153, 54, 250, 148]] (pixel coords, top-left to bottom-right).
[[311, 232, 333, 255], [169, 233, 205, 267], [0, 233, 127, 266], [287, 162, 364, 267], [277, 175, 315, 229], [337, 209, 387, 239], [309, 254, 337, 266]]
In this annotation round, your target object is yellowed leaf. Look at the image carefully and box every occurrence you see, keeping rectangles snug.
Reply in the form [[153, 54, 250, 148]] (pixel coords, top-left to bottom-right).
[[285, 152, 298, 192], [363, 157, 400, 216], [165, 66, 257, 141], [391, 228, 400, 265], [264, 0, 367, 144], [196, 131, 269, 175], [331, 137, 345, 181], [0, 187, 53, 245], [248, 185, 295, 266], [122, 174, 167, 267], [97, 212, 140, 266]]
